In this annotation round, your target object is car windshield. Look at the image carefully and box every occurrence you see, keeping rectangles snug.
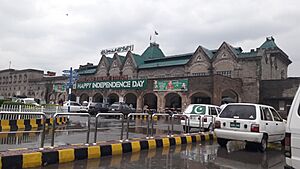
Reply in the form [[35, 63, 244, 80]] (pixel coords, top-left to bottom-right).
[[184, 105, 206, 115], [219, 105, 256, 120]]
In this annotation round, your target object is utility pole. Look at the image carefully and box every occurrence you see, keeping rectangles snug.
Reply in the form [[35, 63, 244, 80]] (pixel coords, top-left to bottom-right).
[[68, 67, 73, 112]]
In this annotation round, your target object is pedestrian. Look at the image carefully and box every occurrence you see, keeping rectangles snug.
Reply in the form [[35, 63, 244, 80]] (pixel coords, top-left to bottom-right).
[[143, 104, 149, 113]]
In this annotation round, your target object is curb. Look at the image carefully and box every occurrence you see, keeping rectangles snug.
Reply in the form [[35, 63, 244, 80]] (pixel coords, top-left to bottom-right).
[[0, 133, 215, 169], [0, 117, 68, 131]]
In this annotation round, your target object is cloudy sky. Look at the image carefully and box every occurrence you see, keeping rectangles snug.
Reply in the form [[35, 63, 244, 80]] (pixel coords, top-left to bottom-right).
[[0, 0, 299, 76]]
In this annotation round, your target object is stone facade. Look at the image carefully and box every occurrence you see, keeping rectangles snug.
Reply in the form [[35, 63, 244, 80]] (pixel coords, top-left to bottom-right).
[[0, 69, 68, 104], [260, 78, 300, 118], [0, 37, 294, 112], [73, 37, 292, 112], [0, 69, 44, 99]]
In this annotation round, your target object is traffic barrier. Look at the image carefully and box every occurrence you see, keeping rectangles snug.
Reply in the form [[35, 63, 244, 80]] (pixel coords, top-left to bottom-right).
[[51, 113, 90, 147], [0, 133, 215, 169], [94, 113, 124, 143], [134, 115, 159, 121], [0, 117, 68, 132]]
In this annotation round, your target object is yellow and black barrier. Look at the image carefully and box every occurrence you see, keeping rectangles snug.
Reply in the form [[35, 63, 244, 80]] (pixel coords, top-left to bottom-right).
[[0, 117, 68, 132], [134, 115, 160, 121], [0, 133, 215, 169]]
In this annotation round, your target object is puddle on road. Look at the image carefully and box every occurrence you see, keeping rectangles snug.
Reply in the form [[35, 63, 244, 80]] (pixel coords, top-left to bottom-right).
[[0, 119, 183, 151], [226, 140, 246, 153], [34, 141, 285, 169]]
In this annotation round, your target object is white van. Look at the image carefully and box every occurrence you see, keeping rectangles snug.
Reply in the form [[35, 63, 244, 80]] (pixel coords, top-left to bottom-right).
[[285, 85, 300, 169]]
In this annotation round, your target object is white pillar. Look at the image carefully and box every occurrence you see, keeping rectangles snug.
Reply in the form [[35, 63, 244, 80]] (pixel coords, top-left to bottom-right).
[[119, 96, 124, 102]]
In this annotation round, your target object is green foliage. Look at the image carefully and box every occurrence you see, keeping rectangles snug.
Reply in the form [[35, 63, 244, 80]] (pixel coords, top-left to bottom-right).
[[0, 99, 11, 105]]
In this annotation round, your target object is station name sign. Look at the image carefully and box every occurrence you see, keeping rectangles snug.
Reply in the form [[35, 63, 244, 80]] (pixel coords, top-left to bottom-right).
[[100, 45, 134, 55], [76, 79, 147, 90]]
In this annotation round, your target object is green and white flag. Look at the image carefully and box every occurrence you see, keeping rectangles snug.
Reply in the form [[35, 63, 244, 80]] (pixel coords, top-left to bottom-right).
[[191, 105, 206, 114]]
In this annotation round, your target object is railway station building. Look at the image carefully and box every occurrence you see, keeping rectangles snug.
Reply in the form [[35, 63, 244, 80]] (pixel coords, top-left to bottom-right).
[[73, 37, 292, 113]]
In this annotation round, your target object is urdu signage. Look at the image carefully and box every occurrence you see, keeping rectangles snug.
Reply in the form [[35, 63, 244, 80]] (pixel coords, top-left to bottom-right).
[[100, 45, 134, 55], [76, 79, 147, 90]]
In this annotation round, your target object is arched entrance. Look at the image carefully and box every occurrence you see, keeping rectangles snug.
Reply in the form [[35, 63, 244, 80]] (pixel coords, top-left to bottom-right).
[[222, 89, 239, 104], [49, 93, 56, 103], [165, 93, 182, 109], [58, 93, 66, 104], [124, 93, 137, 108], [93, 93, 103, 102], [143, 93, 157, 110], [70, 93, 76, 101], [80, 93, 89, 103], [190, 92, 211, 104], [108, 93, 119, 105]]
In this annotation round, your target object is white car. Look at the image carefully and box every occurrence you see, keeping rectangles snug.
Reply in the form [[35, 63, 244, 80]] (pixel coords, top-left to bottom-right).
[[62, 101, 86, 112], [285, 85, 300, 169], [180, 104, 221, 131], [15, 98, 40, 106], [214, 103, 285, 152]]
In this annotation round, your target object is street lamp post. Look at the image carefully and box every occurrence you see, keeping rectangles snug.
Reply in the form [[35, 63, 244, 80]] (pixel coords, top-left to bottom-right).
[[67, 67, 73, 112]]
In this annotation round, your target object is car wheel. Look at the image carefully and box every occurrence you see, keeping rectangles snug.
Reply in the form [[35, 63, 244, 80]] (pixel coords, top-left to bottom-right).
[[217, 138, 228, 147], [258, 135, 268, 152]]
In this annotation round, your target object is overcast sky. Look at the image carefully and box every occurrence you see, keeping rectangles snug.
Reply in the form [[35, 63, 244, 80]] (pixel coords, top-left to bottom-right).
[[0, 0, 299, 76]]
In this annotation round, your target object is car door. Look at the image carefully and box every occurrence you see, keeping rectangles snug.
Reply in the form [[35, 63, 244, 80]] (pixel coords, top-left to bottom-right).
[[209, 106, 218, 124], [269, 108, 285, 141], [260, 106, 276, 142], [70, 102, 76, 112], [124, 104, 131, 114], [72, 102, 81, 112]]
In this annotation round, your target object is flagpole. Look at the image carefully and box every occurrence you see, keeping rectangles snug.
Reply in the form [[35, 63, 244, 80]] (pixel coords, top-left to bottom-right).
[[154, 31, 158, 43]]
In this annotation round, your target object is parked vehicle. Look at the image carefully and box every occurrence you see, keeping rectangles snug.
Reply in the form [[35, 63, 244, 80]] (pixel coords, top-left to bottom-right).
[[62, 101, 86, 112], [15, 98, 40, 106], [285, 85, 300, 169], [215, 103, 286, 152], [88, 102, 109, 115], [180, 104, 221, 131], [108, 102, 135, 115]]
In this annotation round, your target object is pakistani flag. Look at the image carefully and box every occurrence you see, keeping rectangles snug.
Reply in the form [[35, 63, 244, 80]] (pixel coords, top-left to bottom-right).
[[191, 105, 206, 114]]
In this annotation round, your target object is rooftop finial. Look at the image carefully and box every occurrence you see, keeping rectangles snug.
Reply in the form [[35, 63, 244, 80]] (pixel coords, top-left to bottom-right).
[[266, 36, 275, 41]]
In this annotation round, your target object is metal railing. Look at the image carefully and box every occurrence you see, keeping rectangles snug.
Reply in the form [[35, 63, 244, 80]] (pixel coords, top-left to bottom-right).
[[171, 114, 190, 136], [94, 113, 124, 143], [0, 112, 46, 148], [126, 113, 151, 140], [201, 115, 216, 132], [151, 113, 172, 137], [188, 114, 203, 133], [0, 105, 42, 120], [51, 112, 91, 147], [0, 105, 66, 120], [0, 104, 41, 112], [43, 106, 63, 118]]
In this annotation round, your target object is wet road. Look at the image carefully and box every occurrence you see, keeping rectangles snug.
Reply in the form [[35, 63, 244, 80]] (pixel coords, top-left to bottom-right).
[[34, 141, 285, 169], [0, 116, 184, 151]]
